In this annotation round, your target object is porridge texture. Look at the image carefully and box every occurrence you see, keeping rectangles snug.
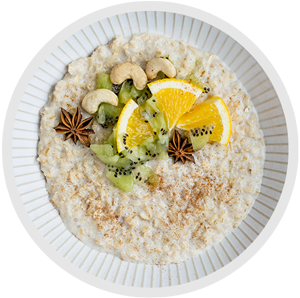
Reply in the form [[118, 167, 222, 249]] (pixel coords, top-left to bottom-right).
[[38, 33, 265, 264]]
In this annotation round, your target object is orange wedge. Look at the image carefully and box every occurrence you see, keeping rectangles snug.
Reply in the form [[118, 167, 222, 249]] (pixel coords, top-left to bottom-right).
[[177, 96, 232, 145], [147, 78, 203, 130]]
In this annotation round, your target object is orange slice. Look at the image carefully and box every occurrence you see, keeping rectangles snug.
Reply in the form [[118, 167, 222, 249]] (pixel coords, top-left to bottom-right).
[[116, 99, 153, 152], [147, 78, 202, 130], [177, 96, 232, 145]]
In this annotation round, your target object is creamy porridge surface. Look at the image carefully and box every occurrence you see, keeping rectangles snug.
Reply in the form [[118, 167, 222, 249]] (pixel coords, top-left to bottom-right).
[[38, 33, 265, 264]]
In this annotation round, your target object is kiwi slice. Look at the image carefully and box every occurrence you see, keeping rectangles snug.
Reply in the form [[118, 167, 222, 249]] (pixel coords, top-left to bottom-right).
[[96, 73, 123, 128], [91, 145, 132, 168], [132, 165, 159, 186], [185, 74, 211, 94], [90, 143, 119, 165], [96, 73, 112, 90], [90, 144, 114, 156], [119, 80, 152, 105], [119, 80, 136, 104], [106, 166, 135, 192], [96, 73, 121, 94], [136, 86, 152, 106], [140, 97, 168, 143], [104, 127, 118, 152], [190, 126, 213, 151], [142, 140, 168, 160], [123, 143, 150, 163], [91, 142, 135, 191], [91, 132, 133, 169], [96, 103, 124, 128], [138, 98, 169, 160]]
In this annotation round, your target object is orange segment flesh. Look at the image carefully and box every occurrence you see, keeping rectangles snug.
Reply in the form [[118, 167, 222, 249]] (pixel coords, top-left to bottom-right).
[[155, 88, 198, 130], [126, 108, 153, 148], [147, 79, 203, 130], [116, 99, 153, 152]]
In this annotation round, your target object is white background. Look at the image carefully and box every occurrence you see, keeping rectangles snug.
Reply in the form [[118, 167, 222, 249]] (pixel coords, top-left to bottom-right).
[[1, 0, 299, 297]]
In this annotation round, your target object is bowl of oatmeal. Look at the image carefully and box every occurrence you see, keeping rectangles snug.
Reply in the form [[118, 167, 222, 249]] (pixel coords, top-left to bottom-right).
[[4, 2, 297, 296]]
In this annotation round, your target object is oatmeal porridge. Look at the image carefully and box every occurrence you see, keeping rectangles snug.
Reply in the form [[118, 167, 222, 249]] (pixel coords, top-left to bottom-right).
[[38, 33, 265, 264]]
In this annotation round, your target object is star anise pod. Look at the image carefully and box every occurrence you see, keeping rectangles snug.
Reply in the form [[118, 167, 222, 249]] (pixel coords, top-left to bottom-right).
[[168, 130, 195, 164], [54, 107, 94, 147]]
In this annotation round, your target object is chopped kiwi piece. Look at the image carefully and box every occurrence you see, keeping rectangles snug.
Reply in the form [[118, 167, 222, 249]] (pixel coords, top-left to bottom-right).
[[190, 126, 213, 151], [185, 74, 211, 94], [122, 136, 164, 163], [132, 165, 159, 186], [104, 127, 117, 152], [140, 97, 169, 143], [114, 154, 133, 169], [144, 139, 169, 160], [98, 154, 120, 165], [123, 144, 150, 163], [96, 73, 121, 94], [119, 80, 135, 104], [91, 134, 132, 169], [102, 149, 132, 169], [90, 144, 120, 165], [152, 140, 169, 160], [106, 167, 135, 192], [96, 73, 113, 90], [90, 144, 114, 157], [96, 103, 124, 128], [139, 98, 169, 158], [130, 84, 143, 99], [119, 80, 152, 105], [136, 86, 152, 106]]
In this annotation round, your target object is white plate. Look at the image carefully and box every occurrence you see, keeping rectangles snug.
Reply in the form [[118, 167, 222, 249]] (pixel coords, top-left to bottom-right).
[[3, 2, 297, 296]]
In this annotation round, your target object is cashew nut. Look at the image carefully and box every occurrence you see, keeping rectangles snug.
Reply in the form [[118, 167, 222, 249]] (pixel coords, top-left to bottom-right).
[[110, 62, 147, 90], [146, 57, 176, 80], [81, 89, 118, 114]]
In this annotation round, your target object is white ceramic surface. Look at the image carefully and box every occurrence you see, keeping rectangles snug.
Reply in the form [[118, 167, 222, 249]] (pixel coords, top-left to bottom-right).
[[4, 2, 297, 296]]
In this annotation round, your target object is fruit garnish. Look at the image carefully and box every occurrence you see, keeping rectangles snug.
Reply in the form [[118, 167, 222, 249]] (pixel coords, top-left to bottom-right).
[[185, 73, 211, 94], [90, 128, 133, 169], [168, 130, 195, 164], [91, 96, 169, 191], [54, 107, 94, 147], [119, 80, 152, 105], [106, 166, 135, 192], [90, 66, 231, 192], [116, 99, 153, 152], [147, 78, 203, 130], [96, 102, 124, 128], [140, 98, 169, 143], [190, 126, 211, 151], [177, 96, 232, 148], [96, 72, 121, 94], [119, 80, 136, 104], [91, 138, 160, 192], [133, 165, 159, 186]]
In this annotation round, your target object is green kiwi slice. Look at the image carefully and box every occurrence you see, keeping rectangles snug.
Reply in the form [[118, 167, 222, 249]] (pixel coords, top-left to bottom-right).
[[185, 73, 211, 94], [190, 125, 213, 150], [96, 102, 124, 128]]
